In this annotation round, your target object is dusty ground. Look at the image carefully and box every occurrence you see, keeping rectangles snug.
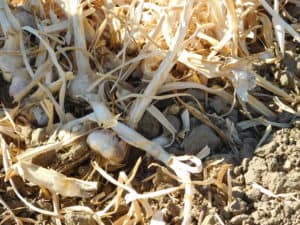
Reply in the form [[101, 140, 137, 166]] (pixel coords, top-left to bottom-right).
[[0, 38, 300, 225], [0, 44, 300, 225], [0, 1, 300, 225]]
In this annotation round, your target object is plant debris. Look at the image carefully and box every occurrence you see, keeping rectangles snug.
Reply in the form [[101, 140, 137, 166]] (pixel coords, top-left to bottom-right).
[[0, 0, 299, 224]]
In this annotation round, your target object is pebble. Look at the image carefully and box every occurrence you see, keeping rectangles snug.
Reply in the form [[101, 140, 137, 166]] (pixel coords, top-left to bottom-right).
[[210, 96, 229, 114], [232, 186, 246, 199], [31, 106, 48, 127], [228, 109, 239, 123], [138, 112, 162, 139], [228, 198, 248, 215], [230, 214, 249, 225], [162, 115, 181, 135], [185, 89, 205, 101], [240, 138, 257, 159], [190, 117, 201, 129], [183, 125, 221, 154], [167, 104, 180, 115]]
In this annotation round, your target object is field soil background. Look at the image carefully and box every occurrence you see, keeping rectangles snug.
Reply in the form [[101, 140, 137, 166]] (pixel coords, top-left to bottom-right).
[[0, 0, 300, 225]]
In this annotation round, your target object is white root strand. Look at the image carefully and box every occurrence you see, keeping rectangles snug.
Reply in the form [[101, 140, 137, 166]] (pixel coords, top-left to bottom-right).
[[260, 0, 300, 42]]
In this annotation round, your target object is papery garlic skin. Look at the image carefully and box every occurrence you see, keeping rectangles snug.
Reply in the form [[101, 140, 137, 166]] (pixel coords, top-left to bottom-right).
[[68, 74, 95, 98], [87, 130, 127, 164], [9, 68, 30, 99]]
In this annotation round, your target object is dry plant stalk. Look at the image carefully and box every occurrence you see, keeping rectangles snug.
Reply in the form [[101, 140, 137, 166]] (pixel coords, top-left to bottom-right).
[[11, 161, 98, 197], [0, 0, 299, 224]]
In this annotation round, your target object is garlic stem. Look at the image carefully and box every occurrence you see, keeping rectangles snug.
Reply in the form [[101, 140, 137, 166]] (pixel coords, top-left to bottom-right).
[[0, 0, 23, 81], [64, 0, 95, 98], [68, 0, 91, 75], [128, 0, 195, 128]]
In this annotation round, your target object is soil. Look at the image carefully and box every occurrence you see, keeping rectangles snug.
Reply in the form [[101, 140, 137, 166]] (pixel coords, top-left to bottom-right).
[[1, 53, 300, 225], [0, 2, 300, 225], [146, 126, 300, 225]]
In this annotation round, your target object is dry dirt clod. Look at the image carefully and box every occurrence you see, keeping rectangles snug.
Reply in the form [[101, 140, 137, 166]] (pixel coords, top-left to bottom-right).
[[183, 125, 221, 154], [244, 157, 267, 184], [1, 1, 300, 225]]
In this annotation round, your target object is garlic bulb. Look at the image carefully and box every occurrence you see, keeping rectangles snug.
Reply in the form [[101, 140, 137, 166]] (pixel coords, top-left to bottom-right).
[[87, 130, 128, 164]]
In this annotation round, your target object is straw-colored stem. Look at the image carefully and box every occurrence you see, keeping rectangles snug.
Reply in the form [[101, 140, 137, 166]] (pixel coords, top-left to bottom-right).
[[128, 0, 195, 128]]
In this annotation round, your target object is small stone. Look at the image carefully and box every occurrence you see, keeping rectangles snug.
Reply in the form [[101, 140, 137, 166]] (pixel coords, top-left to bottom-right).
[[31, 106, 48, 126], [185, 89, 205, 101], [168, 104, 180, 115], [183, 125, 221, 154], [190, 117, 201, 129], [230, 214, 249, 225], [163, 115, 181, 135], [232, 186, 246, 199], [138, 112, 162, 139], [240, 138, 257, 159], [282, 159, 292, 171], [210, 96, 229, 114], [228, 198, 248, 215], [228, 109, 239, 123]]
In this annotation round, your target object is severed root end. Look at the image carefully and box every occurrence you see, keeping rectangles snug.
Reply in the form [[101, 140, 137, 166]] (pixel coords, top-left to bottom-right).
[[168, 155, 203, 177]]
